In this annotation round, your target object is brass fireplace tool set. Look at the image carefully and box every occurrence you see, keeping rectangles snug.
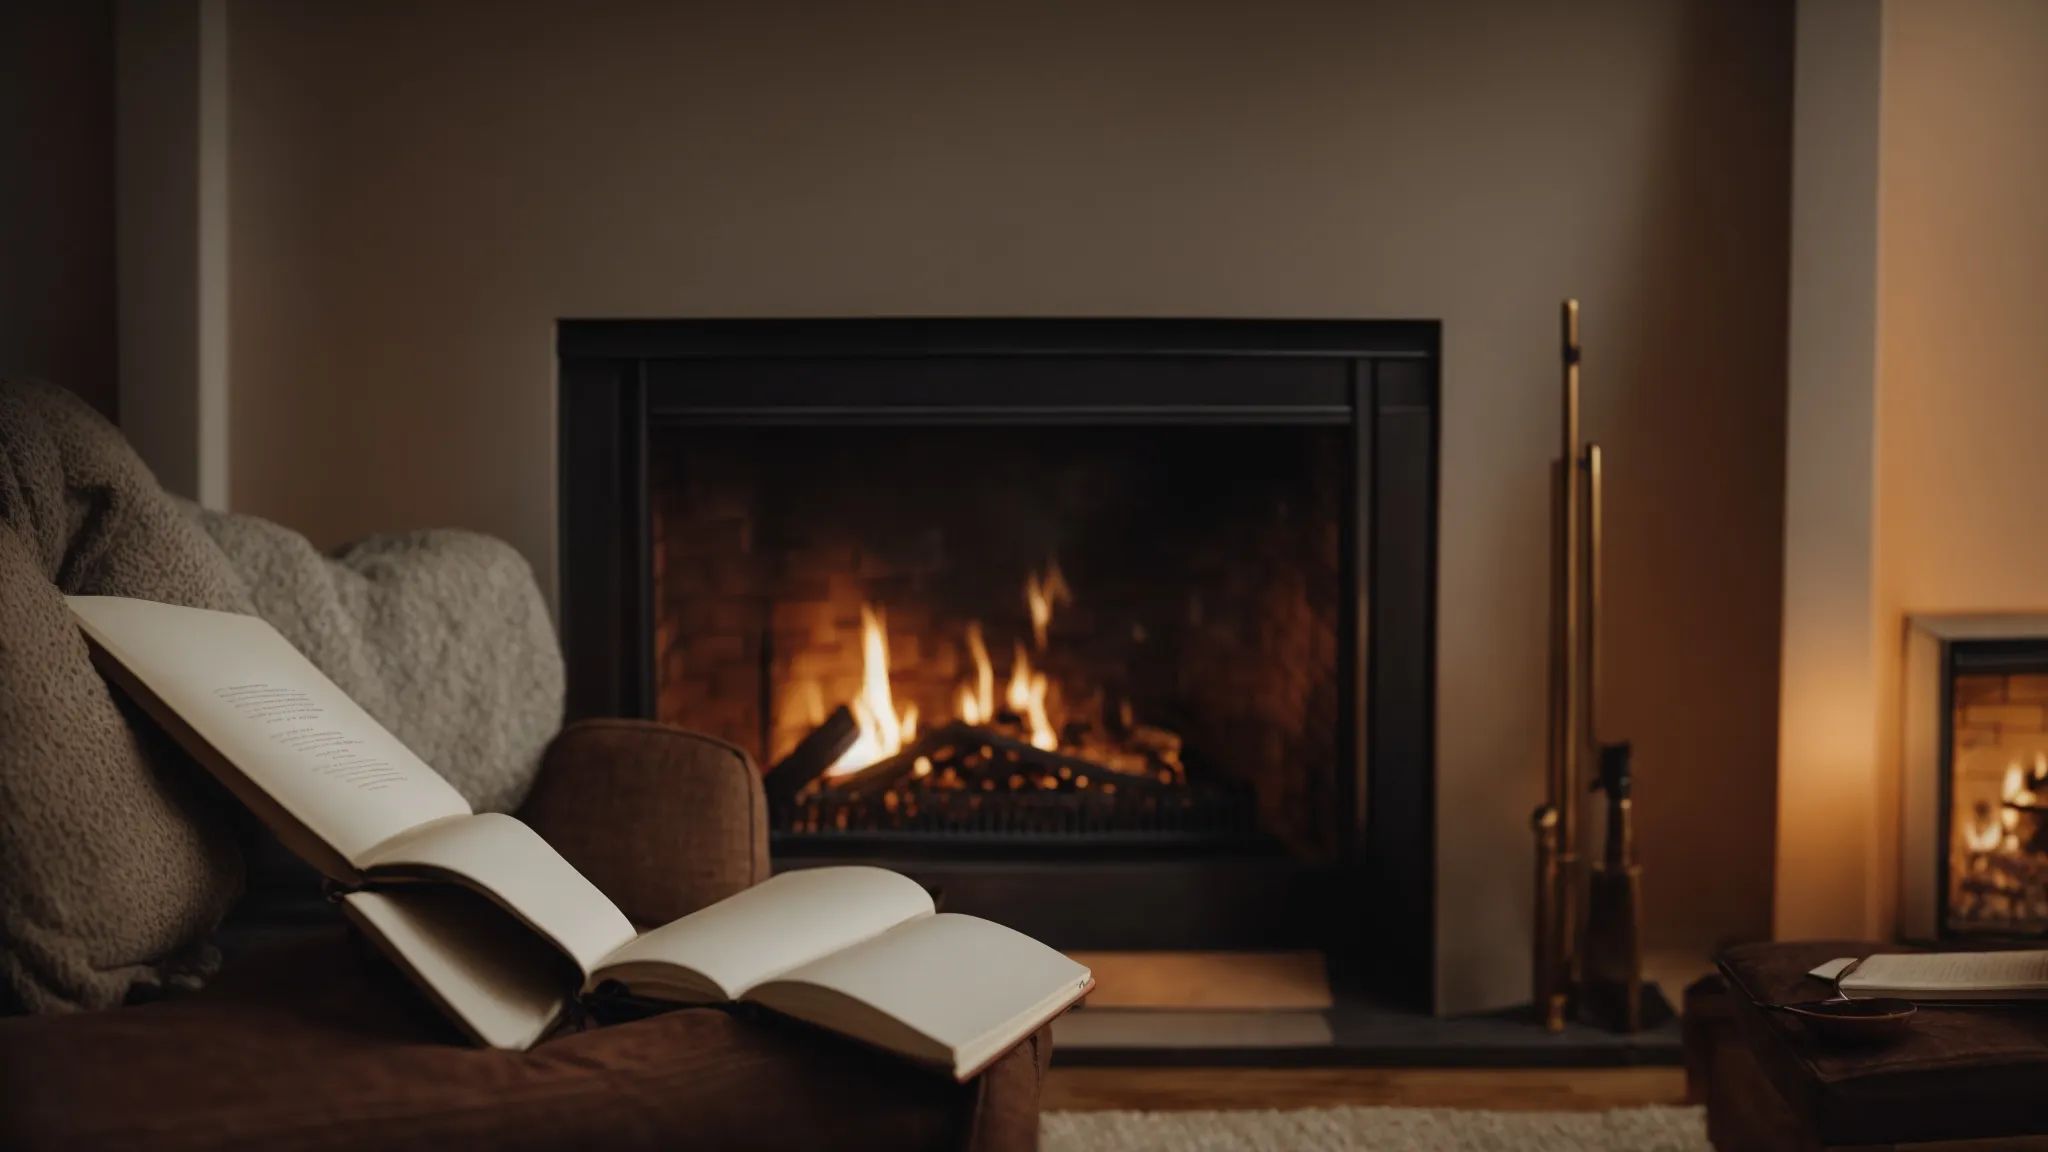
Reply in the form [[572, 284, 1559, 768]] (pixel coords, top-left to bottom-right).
[[1530, 300, 1664, 1034]]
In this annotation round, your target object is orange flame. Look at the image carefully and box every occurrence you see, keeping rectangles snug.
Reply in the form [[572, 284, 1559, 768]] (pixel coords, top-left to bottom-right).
[[1006, 642, 1057, 752], [828, 571, 1073, 776], [826, 604, 918, 776], [1025, 562, 1071, 651], [957, 622, 995, 726], [1965, 760, 2038, 854]]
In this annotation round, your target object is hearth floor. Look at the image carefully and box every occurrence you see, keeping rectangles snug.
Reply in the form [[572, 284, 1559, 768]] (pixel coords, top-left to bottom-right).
[[1069, 951, 1335, 1011], [1054, 950, 1688, 1068]]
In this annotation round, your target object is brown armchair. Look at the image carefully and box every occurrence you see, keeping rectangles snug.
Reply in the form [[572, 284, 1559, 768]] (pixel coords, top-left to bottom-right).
[[0, 721, 1050, 1152]]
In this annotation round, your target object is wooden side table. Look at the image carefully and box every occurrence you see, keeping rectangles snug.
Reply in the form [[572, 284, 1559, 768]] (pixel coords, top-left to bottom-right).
[[1693, 942, 2048, 1150]]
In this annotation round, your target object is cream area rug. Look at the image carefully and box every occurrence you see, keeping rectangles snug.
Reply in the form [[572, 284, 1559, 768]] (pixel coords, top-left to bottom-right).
[[1040, 1105, 1709, 1152]]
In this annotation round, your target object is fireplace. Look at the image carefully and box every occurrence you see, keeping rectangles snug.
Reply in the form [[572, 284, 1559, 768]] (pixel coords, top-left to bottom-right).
[[665, 422, 1325, 850], [558, 319, 1439, 1004], [1902, 615, 2048, 940]]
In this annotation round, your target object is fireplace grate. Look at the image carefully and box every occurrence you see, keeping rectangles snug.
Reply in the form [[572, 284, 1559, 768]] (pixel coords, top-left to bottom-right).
[[767, 716, 1261, 843], [772, 783, 1259, 840]]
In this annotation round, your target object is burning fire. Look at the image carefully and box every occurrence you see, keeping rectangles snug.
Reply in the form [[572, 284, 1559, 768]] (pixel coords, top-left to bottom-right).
[[832, 564, 1069, 774], [1965, 753, 2048, 854], [1026, 563, 1071, 650], [957, 623, 994, 726], [1006, 642, 1058, 752], [1010, 562, 1064, 751], [825, 604, 918, 777]]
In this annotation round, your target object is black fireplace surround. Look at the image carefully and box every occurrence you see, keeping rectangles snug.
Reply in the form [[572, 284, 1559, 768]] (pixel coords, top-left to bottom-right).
[[557, 318, 1439, 1006]]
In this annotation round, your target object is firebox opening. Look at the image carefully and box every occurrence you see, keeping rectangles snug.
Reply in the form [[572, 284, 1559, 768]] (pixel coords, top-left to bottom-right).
[[1945, 644, 2048, 934], [652, 422, 1344, 863]]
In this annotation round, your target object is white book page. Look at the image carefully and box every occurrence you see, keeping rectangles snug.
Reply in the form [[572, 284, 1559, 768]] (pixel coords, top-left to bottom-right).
[[360, 813, 637, 979], [589, 866, 933, 1000], [1843, 951, 2048, 993], [341, 888, 571, 1051], [67, 596, 471, 869], [1808, 957, 1858, 982], [747, 913, 1091, 1076]]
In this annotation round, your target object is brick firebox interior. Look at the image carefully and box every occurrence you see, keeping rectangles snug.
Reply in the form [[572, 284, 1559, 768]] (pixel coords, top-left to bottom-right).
[[650, 422, 1346, 863]]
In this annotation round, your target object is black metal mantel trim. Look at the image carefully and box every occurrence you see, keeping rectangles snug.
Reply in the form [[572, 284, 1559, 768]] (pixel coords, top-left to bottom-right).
[[560, 316, 1439, 361], [557, 316, 1439, 1008]]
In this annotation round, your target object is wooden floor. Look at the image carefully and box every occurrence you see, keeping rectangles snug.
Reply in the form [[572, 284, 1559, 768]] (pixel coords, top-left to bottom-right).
[[1044, 1066, 1689, 1112]]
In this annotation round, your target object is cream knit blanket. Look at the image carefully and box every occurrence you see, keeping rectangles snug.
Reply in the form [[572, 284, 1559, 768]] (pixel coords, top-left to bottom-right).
[[0, 378, 561, 1012]]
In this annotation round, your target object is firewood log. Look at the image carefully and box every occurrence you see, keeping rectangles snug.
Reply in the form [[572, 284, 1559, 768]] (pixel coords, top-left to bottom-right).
[[763, 705, 858, 806]]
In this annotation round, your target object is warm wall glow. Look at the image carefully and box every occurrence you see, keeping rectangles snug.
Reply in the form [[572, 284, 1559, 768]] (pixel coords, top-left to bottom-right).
[[1775, 0, 1885, 944], [1774, 653, 1885, 939], [1857, 0, 2048, 943]]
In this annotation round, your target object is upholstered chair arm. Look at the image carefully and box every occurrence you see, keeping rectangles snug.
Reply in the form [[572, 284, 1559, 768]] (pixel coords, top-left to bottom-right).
[[516, 719, 770, 928]]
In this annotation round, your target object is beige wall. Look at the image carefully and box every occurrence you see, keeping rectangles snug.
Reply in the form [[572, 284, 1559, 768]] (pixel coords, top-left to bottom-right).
[[1774, 0, 1884, 940], [226, 0, 1792, 1011], [1775, 0, 2048, 942], [1874, 0, 2048, 928]]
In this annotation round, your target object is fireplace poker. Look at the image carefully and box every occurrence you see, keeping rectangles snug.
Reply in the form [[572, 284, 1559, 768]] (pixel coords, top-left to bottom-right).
[[1533, 299, 1586, 1032], [1531, 300, 1648, 1033]]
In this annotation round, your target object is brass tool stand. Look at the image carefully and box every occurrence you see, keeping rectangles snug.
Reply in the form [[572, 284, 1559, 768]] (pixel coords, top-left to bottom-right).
[[1579, 741, 1645, 1031], [1530, 299, 1656, 1034]]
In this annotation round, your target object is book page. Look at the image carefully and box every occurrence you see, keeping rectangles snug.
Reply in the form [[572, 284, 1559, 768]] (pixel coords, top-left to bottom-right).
[[588, 866, 933, 1000], [360, 813, 637, 979], [1843, 951, 2048, 994], [746, 913, 1092, 1078], [67, 596, 471, 872], [1808, 957, 1858, 982], [341, 887, 573, 1051]]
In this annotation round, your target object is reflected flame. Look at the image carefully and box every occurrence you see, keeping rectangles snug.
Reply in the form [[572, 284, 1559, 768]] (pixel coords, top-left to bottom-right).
[[1969, 760, 2043, 853], [1966, 799, 2003, 853], [826, 604, 918, 776], [1026, 562, 1072, 651], [1945, 682, 2048, 928]]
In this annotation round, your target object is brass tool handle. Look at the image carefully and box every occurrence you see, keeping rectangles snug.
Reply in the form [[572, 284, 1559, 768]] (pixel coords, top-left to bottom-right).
[[1582, 441, 1602, 768], [1534, 298, 1585, 1033]]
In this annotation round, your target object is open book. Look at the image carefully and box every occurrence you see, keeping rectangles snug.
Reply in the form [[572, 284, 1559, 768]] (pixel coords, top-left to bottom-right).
[[68, 595, 1091, 1075], [1811, 951, 2048, 1002]]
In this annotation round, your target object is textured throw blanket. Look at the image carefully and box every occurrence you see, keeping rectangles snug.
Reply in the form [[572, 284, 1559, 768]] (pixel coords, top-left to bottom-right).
[[0, 378, 563, 1013]]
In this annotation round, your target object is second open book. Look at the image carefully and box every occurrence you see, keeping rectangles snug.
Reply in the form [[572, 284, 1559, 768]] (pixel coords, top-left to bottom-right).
[[68, 595, 1091, 1076]]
